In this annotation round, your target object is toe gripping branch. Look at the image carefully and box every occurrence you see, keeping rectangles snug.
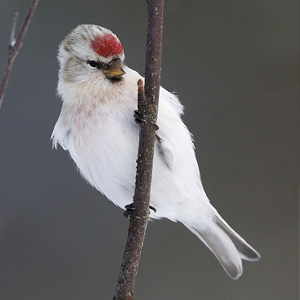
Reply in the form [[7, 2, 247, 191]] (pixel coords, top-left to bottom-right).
[[134, 110, 159, 131], [124, 203, 157, 219]]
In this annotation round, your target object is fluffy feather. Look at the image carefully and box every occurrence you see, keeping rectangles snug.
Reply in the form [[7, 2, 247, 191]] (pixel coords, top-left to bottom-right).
[[52, 24, 260, 279]]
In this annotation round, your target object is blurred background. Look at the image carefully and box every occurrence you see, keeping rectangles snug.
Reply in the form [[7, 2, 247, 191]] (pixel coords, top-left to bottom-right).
[[0, 1, 298, 299]]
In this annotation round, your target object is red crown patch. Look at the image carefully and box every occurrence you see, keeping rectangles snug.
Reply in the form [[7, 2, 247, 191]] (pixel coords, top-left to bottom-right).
[[90, 33, 123, 58]]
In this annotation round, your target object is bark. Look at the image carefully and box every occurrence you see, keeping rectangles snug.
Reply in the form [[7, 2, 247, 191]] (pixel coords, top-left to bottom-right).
[[113, 1, 164, 299]]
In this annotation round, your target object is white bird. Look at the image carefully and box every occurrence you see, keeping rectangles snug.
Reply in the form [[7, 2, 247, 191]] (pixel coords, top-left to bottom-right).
[[52, 24, 260, 279]]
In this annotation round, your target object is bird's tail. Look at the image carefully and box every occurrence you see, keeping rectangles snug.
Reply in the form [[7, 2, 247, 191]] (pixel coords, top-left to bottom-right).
[[186, 212, 261, 279]]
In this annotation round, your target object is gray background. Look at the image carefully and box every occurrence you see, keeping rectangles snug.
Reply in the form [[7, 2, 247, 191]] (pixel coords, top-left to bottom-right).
[[0, 1, 298, 299]]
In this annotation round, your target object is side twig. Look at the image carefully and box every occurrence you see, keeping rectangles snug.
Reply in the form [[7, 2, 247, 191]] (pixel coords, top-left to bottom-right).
[[113, 1, 164, 299], [0, 0, 40, 110]]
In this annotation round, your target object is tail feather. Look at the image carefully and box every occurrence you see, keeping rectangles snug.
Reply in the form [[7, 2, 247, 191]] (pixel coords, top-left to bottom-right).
[[186, 212, 260, 280], [215, 215, 261, 261]]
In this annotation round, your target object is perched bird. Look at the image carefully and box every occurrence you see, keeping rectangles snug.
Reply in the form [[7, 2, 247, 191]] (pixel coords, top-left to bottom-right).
[[52, 24, 260, 279]]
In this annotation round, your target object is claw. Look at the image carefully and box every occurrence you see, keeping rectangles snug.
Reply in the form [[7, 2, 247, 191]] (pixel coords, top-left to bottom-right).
[[134, 110, 146, 124], [152, 122, 159, 131], [123, 203, 157, 219], [124, 203, 140, 219], [134, 110, 159, 130], [149, 205, 157, 213]]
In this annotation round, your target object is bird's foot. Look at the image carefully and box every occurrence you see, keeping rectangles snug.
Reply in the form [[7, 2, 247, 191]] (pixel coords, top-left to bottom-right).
[[134, 110, 159, 130], [123, 203, 139, 219], [123, 203, 157, 219], [134, 110, 146, 124]]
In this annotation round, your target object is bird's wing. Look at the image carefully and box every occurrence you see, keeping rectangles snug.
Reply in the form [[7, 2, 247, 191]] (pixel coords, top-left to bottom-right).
[[154, 87, 192, 171], [155, 133, 175, 169]]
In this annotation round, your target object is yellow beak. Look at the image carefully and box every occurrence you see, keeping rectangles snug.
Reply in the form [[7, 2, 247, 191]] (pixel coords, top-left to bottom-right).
[[105, 68, 126, 79]]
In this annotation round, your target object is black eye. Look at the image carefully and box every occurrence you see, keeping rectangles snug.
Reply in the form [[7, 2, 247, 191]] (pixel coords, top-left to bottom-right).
[[89, 60, 98, 68]]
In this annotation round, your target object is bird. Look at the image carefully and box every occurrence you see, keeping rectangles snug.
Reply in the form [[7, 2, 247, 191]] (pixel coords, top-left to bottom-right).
[[51, 24, 260, 279]]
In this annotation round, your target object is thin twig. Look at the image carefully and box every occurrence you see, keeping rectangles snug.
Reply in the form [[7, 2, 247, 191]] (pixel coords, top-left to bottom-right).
[[0, 0, 40, 110], [113, 1, 164, 299]]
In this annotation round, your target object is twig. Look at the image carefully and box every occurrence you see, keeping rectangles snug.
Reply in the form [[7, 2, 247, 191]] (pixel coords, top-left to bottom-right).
[[113, 1, 164, 299], [0, 0, 40, 110]]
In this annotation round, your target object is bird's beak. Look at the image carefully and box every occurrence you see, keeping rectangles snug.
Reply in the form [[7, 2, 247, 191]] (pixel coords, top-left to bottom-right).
[[105, 68, 126, 79], [104, 58, 126, 79]]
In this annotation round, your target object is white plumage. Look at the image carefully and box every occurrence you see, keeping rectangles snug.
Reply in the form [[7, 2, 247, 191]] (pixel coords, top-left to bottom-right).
[[52, 24, 260, 279]]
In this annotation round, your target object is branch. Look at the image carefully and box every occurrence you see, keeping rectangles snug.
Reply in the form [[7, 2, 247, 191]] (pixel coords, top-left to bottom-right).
[[113, 1, 164, 300], [0, 0, 40, 110]]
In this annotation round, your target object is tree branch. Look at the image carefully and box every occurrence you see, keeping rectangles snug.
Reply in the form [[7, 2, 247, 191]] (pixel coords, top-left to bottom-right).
[[113, 1, 164, 299], [0, 0, 40, 110]]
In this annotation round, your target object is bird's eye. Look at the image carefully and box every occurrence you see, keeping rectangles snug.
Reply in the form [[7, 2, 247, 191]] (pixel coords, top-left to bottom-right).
[[89, 60, 98, 68]]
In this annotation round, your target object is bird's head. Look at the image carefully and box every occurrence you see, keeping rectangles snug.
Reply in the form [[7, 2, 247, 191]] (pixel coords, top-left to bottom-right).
[[58, 24, 126, 86]]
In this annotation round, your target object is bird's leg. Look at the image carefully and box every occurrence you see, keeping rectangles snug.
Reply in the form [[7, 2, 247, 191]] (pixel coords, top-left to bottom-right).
[[134, 110, 159, 130], [123, 203, 157, 219]]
